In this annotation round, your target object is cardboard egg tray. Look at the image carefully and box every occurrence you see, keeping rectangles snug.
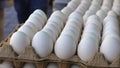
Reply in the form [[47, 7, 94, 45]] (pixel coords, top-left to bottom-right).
[[0, 17, 120, 68]]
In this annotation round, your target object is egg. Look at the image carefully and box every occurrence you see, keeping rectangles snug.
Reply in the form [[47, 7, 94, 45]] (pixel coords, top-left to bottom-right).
[[107, 11, 117, 17], [47, 21, 61, 33], [43, 23, 59, 37], [26, 18, 43, 31], [10, 31, 30, 54], [55, 36, 76, 59], [67, 1, 78, 10], [112, 7, 120, 16], [71, 64, 80, 68], [83, 11, 95, 23], [96, 9, 107, 20], [51, 11, 67, 22], [32, 31, 53, 57], [28, 13, 45, 26], [1, 61, 13, 68], [103, 16, 117, 26], [69, 12, 83, 25], [23, 63, 36, 68], [42, 28, 56, 42], [18, 25, 35, 40], [61, 30, 76, 40], [33, 9, 47, 21], [24, 21, 38, 32], [82, 32, 100, 44], [61, 7, 74, 17], [86, 15, 102, 31], [48, 17, 64, 28], [47, 63, 58, 68], [78, 36, 98, 62], [100, 35, 120, 62]]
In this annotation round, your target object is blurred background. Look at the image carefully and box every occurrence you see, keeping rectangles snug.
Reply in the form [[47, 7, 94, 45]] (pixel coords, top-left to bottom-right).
[[3, 0, 18, 38]]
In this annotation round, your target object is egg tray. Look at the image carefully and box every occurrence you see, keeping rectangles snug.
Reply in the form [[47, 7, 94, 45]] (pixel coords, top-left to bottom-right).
[[0, 18, 120, 68]]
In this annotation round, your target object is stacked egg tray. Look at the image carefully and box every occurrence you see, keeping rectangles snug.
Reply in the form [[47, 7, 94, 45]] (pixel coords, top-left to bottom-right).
[[0, 17, 120, 68]]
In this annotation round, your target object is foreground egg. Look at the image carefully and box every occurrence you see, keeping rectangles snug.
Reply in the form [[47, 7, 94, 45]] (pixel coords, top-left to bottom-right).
[[55, 36, 76, 59], [32, 31, 53, 57], [10, 31, 30, 54], [100, 35, 120, 62], [78, 36, 98, 62]]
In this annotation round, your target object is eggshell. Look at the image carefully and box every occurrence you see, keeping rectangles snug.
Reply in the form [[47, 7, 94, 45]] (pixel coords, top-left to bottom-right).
[[47, 21, 61, 33], [61, 7, 74, 17], [96, 9, 107, 20], [26, 18, 43, 31], [0, 61, 13, 68], [47, 63, 58, 68], [18, 25, 35, 40], [67, 1, 78, 10], [82, 32, 100, 44], [69, 12, 83, 25], [103, 17, 119, 27], [10, 31, 30, 54], [50, 11, 67, 22], [23, 63, 36, 68], [33, 9, 47, 21], [100, 35, 120, 62], [32, 31, 53, 57], [55, 36, 76, 59], [28, 13, 45, 26], [103, 16, 117, 26], [78, 36, 98, 62], [71, 64, 80, 68], [42, 28, 56, 42], [24, 21, 38, 32], [86, 15, 102, 31], [83, 11, 95, 23], [43, 23, 59, 37], [107, 11, 117, 17], [48, 16, 64, 28], [112, 7, 120, 16]]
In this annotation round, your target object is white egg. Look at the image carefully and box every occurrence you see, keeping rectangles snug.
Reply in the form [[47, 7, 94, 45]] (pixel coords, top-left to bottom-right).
[[47, 21, 61, 33], [24, 21, 38, 32], [83, 11, 94, 23], [86, 15, 102, 31], [68, 18, 83, 27], [1, 61, 13, 68], [26, 18, 43, 31], [47, 63, 58, 68], [23, 63, 36, 68], [28, 13, 45, 26], [10, 31, 30, 54], [78, 36, 98, 62], [96, 9, 107, 20], [107, 11, 117, 17], [44, 24, 59, 37], [67, 1, 78, 10], [51, 11, 67, 22], [71, 64, 80, 68], [61, 30, 76, 40], [69, 12, 83, 25], [48, 16, 64, 28], [32, 31, 53, 57], [103, 16, 117, 26], [82, 32, 100, 44], [112, 7, 120, 16], [55, 36, 76, 59], [18, 25, 35, 40], [33, 9, 47, 21], [42, 28, 56, 42], [100, 35, 120, 62], [61, 7, 74, 17]]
